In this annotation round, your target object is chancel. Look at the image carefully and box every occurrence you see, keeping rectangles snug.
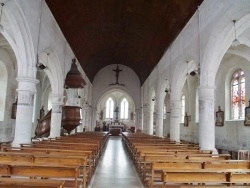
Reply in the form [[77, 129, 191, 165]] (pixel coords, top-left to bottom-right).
[[1, 0, 250, 187]]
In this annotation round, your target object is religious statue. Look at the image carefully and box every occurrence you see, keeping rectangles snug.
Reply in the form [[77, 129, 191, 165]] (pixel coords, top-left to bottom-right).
[[11, 98, 18, 119], [100, 110, 103, 120], [184, 112, 188, 127], [130, 111, 134, 120], [40, 106, 45, 119]]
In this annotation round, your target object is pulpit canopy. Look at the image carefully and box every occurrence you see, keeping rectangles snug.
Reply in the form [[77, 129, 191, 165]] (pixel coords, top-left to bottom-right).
[[65, 58, 86, 88]]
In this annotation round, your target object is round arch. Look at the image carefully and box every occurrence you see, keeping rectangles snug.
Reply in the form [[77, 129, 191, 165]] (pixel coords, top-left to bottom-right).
[[94, 87, 136, 130], [171, 59, 197, 100], [201, 12, 250, 87], [3, 0, 37, 78], [94, 85, 139, 109], [39, 48, 64, 95]]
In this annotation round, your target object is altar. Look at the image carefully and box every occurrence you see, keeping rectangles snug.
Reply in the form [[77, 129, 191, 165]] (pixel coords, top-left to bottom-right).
[[108, 106, 126, 135], [109, 123, 125, 135], [109, 123, 124, 131]]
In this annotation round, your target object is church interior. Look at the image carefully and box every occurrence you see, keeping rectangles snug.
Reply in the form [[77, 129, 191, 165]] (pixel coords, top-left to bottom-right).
[[1, 0, 250, 187]]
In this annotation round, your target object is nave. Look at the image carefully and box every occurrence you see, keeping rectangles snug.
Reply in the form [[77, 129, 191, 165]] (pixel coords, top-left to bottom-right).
[[1, 131, 250, 187], [89, 136, 144, 188]]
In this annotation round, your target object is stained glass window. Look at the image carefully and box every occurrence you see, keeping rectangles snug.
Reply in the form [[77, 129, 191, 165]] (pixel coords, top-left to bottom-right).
[[181, 95, 185, 123], [231, 69, 245, 119], [106, 98, 114, 118], [120, 98, 128, 119]]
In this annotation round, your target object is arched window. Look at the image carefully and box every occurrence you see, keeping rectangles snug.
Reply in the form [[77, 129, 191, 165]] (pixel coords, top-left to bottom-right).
[[231, 69, 245, 119], [120, 98, 128, 119], [106, 98, 114, 119], [163, 105, 166, 119], [195, 89, 199, 122], [47, 90, 52, 110], [0, 61, 8, 121], [32, 94, 37, 123], [181, 95, 185, 123]]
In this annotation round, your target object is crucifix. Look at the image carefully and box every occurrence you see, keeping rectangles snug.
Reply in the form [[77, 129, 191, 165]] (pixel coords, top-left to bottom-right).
[[114, 106, 119, 120], [109, 64, 125, 86], [113, 64, 122, 84]]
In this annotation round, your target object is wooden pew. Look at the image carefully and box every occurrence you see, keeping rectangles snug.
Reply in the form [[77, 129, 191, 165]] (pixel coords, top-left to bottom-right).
[[149, 161, 250, 188], [161, 169, 250, 187], [137, 153, 230, 179], [2, 147, 95, 182], [203, 160, 250, 173], [0, 177, 65, 188], [150, 161, 204, 188], [141, 155, 229, 184], [0, 162, 83, 188]]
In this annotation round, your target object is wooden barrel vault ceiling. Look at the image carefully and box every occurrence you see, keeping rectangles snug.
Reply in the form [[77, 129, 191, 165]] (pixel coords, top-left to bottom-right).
[[46, 0, 203, 85]]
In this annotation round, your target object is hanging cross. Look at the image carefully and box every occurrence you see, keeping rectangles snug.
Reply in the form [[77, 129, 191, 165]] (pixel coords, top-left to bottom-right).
[[113, 64, 122, 84], [114, 106, 119, 120], [109, 64, 125, 87]]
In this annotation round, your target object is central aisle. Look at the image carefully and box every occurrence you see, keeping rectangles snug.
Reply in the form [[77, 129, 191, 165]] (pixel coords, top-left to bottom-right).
[[89, 136, 144, 188]]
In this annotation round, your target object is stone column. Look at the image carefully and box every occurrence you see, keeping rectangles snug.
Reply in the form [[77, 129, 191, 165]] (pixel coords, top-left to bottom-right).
[[92, 108, 97, 131], [148, 107, 154, 135], [170, 99, 181, 142], [138, 108, 143, 131], [76, 98, 85, 133], [80, 103, 86, 132], [142, 105, 148, 133], [84, 105, 88, 131], [84, 106, 92, 131], [155, 98, 164, 137], [12, 77, 39, 147], [199, 86, 217, 152], [49, 94, 64, 138], [135, 109, 141, 130]]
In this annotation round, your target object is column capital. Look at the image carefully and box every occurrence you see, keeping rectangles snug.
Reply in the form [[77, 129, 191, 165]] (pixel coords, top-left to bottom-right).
[[198, 86, 215, 100], [16, 77, 39, 83], [170, 99, 181, 109], [16, 77, 39, 94], [51, 94, 65, 106]]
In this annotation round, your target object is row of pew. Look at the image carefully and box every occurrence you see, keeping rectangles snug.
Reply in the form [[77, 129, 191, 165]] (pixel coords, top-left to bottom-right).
[[0, 131, 109, 188], [122, 132, 250, 188]]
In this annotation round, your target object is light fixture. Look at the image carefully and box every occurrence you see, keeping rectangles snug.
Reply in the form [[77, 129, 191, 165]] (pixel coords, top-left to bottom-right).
[[0, 3, 4, 32], [36, 1, 43, 69], [37, 53, 48, 70], [185, 61, 189, 78], [168, 45, 172, 93], [77, 88, 81, 98], [232, 20, 240, 47], [190, 65, 200, 76], [190, 70, 197, 76], [190, 7, 201, 77]]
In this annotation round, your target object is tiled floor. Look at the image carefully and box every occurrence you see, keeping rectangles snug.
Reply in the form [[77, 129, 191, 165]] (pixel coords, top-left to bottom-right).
[[88, 136, 145, 188]]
